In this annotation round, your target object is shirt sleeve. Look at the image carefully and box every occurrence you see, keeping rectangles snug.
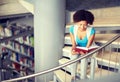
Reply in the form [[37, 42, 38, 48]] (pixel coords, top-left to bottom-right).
[[69, 25, 74, 34], [90, 27, 95, 35]]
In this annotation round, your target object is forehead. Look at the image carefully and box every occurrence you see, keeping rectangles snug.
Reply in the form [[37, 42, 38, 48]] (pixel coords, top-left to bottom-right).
[[77, 20, 87, 24]]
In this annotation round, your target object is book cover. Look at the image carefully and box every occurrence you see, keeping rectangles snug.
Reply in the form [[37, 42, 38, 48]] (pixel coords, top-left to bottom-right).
[[74, 45, 99, 53]]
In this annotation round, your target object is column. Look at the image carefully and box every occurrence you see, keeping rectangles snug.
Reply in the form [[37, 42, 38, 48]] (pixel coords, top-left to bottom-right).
[[34, 0, 65, 82]]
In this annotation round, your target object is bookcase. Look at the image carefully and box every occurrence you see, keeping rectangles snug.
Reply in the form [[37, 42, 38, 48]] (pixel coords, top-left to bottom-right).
[[0, 14, 34, 82]]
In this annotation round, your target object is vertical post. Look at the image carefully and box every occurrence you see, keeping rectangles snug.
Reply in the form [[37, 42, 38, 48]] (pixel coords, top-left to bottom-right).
[[118, 55, 120, 73], [34, 0, 66, 82], [80, 58, 88, 79], [53, 75, 57, 82], [0, 57, 2, 81], [90, 57, 95, 80]]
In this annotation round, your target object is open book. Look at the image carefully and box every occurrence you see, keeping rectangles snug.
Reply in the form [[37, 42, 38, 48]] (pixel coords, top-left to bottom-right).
[[74, 45, 99, 53]]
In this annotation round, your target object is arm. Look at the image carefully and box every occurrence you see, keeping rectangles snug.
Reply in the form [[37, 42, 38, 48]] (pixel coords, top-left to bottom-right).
[[70, 32, 79, 55], [69, 26, 79, 55], [70, 32, 85, 55], [86, 32, 95, 48], [86, 27, 96, 48], [70, 32, 76, 50], [78, 34, 95, 55], [69, 26, 76, 50]]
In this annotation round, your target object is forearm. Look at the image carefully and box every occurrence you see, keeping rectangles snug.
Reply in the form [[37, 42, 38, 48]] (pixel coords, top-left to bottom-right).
[[86, 34, 95, 48], [70, 33, 76, 49]]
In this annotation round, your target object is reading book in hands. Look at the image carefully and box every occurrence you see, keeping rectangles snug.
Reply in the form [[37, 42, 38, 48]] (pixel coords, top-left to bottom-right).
[[74, 45, 99, 53]]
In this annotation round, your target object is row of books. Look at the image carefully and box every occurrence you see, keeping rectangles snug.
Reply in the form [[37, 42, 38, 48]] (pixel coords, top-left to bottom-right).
[[15, 35, 34, 47], [1, 49, 34, 72], [0, 24, 34, 48], [2, 40, 34, 58], [0, 23, 33, 37]]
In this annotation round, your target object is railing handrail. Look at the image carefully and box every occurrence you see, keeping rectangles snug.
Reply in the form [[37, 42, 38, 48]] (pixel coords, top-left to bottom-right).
[[2, 34, 120, 82]]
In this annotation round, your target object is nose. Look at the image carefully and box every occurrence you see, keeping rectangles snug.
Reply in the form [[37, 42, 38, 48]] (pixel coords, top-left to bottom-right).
[[80, 25, 84, 29]]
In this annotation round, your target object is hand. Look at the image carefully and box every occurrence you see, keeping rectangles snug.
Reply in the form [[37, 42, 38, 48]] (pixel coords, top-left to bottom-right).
[[72, 45, 76, 50], [71, 49, 79, 55], [79, 51, 85, 55]]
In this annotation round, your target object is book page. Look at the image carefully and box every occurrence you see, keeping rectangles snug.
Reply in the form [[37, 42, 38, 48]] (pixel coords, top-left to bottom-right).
[[88, 45, 99, 50], [76, 45, 99, 50], [76, 46, 89, 50]]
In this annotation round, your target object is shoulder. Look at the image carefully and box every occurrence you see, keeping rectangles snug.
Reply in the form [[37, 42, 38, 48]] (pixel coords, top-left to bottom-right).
[[69, 25, 74, 30], [91, 27, 95, 33], [69, 25, 75, 33], [87, 27, 95, 35], [87, 27, 95, 32]]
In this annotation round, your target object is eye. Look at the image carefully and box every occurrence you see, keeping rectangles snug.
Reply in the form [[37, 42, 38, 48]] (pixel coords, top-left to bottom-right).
[[79, 24, 82, 26]]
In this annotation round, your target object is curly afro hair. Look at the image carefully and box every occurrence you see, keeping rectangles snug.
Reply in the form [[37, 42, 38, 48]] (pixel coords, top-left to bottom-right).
[[73, 10, 94, 25]]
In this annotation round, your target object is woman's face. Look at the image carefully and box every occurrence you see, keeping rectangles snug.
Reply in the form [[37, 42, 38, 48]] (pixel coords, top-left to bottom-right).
[[76, 20, 88, 31]]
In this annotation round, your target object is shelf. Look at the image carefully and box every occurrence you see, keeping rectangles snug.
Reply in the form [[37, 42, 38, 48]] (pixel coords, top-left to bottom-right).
[[13, 39, 34, 48], [1, 43, 34, 60], [11, 60, 30, 68], [0, 12, 34, 81], [0, 29, 33, 44], [11, 59, 34, 72]]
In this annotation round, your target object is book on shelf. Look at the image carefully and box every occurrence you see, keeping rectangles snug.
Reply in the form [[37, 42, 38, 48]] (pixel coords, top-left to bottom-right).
[[74, 45, 99, 53]]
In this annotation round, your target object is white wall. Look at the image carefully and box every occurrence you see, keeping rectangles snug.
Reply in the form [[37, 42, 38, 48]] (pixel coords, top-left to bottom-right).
[[66, 6, 120, 26]]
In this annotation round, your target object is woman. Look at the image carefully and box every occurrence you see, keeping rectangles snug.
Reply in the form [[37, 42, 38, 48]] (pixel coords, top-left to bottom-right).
[[69, 10, 95, 81]]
